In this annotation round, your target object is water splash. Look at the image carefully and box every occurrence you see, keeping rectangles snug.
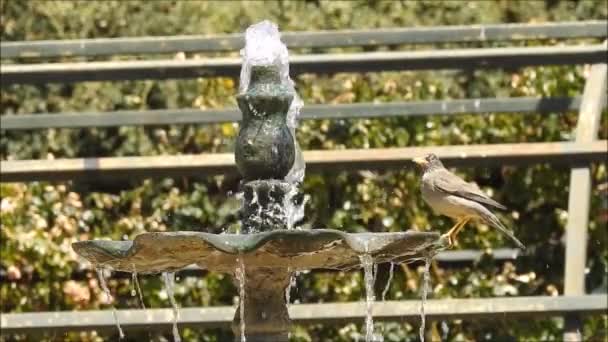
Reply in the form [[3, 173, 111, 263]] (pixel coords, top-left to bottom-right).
[[235, 257, 247, 342], [359, 254, 378, 342], [381, 262, 395, 302], [419, 257, 432, 342], [162, 272, 181, 342], [96, 267, 124, 339], [239, 20, 305, 184], [131, 265, 146, 309]]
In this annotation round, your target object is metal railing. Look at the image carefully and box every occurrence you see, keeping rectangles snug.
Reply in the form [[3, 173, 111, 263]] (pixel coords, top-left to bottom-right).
[[1, 21, 606, 340]]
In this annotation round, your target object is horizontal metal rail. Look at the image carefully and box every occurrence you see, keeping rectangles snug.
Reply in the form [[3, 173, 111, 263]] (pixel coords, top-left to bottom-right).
[[1, 295, 604, 334], [1, 21, 605, 59], [2, 44, 606, 86], [1, 141, 605, 183], [0, 97, 583, 130], [434, 247, 521, 263]]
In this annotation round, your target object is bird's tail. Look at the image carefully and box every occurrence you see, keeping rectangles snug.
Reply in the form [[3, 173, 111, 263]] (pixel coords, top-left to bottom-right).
[[479, 207, 525, 250]]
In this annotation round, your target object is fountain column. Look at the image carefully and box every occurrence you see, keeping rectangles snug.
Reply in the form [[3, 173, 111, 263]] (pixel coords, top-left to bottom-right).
[[232, 64, 297, 341]]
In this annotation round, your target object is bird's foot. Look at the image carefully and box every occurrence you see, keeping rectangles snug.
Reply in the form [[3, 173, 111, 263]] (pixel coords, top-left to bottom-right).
[[440, 232, 454, 249]]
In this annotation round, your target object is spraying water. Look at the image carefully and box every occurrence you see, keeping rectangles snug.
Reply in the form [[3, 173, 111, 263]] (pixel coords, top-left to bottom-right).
[[419, 257, 432, 342], [235, 257, 247, 342], [96, 267, 125, 339], [162, 272, 181, 342]]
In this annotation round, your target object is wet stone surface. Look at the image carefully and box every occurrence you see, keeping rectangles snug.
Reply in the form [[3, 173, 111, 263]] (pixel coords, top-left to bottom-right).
[[72, 229, 447, 274]]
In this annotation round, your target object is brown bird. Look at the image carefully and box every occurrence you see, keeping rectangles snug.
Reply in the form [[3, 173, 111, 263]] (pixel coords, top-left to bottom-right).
[[413, 153, 525, 249]]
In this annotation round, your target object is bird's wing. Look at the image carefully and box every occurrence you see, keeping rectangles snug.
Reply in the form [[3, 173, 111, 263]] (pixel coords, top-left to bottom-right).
[[432, 169, 507, 210]]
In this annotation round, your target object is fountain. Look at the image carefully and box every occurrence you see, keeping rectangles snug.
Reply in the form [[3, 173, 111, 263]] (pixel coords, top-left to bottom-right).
[[72, 21, 448, 342]]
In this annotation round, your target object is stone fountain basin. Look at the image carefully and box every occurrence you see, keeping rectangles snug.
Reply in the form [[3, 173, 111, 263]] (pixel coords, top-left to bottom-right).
[[72, 229, 445, 274]]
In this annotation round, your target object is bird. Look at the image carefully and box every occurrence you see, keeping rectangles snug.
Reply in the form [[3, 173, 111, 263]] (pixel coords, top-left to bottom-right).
[[412, 153, 525, 250]]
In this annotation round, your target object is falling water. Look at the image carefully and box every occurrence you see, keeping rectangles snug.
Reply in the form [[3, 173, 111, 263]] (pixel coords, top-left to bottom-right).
[[283, 185, 308, 230], [96, 267, 124, 339], [359, 254, 377, 342], [378, 263, 395, 342], [235, 257, 247, 342], [441, 321, 450, 340], [285, 268, 298, 305], [419, 257, 432, 342], [131, 266, 146, 309], [381, 262, 395, 302], [249, 190, 261, 232], [162, 272, 181, 342], [372, 263, 379, 286]]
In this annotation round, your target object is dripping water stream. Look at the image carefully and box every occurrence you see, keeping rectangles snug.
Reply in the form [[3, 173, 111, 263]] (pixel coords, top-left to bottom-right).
[[235, 257, 247, 342], [96, 267, 124, 339], [419, 257, 432, 342], [285, 268, 298, 306], [162, 272, 181, 342], [378, 262, 395, 339], [381, 262, 394, 302], [131, 266, 146, 309], [359, 254, 380, 342]]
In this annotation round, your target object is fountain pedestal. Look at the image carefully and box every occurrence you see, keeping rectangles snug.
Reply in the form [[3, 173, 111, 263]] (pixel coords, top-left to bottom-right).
[[232, 267, 292, 341]]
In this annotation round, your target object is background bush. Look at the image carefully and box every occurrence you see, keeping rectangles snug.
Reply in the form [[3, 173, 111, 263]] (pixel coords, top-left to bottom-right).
[[1, 1, 607, 341]]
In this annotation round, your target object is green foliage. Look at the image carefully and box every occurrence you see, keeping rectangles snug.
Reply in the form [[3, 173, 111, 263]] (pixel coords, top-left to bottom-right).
[[1, 0, 607, 341]]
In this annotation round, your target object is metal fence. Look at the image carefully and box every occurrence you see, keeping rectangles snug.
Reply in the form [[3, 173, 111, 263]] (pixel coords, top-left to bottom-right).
[[1, 20, 606, 341]]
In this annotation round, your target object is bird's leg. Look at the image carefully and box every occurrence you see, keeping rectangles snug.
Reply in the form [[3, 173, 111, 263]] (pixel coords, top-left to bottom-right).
[[442, 218, 466, 247], [450, 217, 471, 244]]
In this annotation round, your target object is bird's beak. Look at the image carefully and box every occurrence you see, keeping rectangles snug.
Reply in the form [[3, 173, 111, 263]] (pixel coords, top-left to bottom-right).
[[412, 157, 428, 167]]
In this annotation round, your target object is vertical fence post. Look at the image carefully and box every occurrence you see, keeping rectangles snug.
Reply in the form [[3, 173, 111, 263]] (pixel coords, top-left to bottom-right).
[[563, 61, 607, 342]]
